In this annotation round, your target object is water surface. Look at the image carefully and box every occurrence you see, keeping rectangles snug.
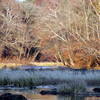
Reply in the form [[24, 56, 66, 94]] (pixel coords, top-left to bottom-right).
[[0, 90, 100, 100]]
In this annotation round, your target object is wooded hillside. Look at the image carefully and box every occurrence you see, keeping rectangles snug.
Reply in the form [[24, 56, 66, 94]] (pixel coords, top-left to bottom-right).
[[0, 0, 100, 69]]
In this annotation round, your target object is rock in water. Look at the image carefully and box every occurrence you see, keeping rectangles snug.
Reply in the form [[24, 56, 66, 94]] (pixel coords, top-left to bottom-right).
[[40, 90, 58, 95], [93, 88, 100, 93], [0, 93, 27, 100]]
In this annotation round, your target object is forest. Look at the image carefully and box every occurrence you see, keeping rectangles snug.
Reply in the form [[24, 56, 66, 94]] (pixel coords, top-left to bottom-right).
[[0, 0, 100, 69]]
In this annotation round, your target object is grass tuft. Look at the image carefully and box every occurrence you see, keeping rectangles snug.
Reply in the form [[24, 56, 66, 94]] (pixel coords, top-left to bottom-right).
[[57, 80, 87, 95]]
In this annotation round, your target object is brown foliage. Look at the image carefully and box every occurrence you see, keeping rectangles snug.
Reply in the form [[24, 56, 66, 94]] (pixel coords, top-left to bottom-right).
[[0, 0, 100, 69], [35, 0, 100, 68], [0, 0, 41, 60]]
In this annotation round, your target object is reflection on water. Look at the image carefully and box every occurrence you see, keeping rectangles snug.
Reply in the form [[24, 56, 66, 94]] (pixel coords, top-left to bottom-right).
[[57, 95, 100, 100], [0, 90, 100, 100], [57, 95, 84, 100]]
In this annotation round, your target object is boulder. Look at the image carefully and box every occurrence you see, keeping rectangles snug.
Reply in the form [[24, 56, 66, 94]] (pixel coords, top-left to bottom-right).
[[40, 90, 58, 95], [40, 88, 73, 95], [0, 93, 27, 100], [93, 88, 100, 93]]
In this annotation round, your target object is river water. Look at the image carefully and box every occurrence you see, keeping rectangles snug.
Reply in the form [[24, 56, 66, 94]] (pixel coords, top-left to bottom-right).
[[0, 90, 100, 100]]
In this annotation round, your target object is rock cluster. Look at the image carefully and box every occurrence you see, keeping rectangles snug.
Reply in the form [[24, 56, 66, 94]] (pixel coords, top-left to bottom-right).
[[0, 93, 27, 100]]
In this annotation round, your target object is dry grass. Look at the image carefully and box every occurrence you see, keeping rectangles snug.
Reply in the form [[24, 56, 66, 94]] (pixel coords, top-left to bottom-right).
[[0, 57, 100, 69], [0, 62, 64, 69], [0, 57, 64, 68], [0, 63, 22, 69], [30, 62, 64, 66]]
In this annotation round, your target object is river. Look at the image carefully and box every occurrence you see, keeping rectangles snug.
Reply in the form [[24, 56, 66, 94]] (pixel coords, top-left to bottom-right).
[[0, 89, 100, 100]]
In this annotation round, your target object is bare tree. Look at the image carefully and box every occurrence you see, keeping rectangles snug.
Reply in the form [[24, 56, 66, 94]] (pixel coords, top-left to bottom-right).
[[35, 0, 100, 68], [0, 0, 41, 61]]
